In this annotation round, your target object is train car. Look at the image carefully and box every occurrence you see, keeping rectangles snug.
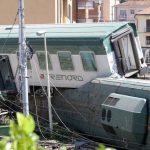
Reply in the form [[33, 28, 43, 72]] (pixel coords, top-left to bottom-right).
[[0, 22, 146, 91], [0, 22, 150, 149]]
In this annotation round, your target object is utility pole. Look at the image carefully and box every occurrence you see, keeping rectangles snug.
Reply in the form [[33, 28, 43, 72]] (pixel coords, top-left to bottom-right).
[[44, 33, 53, 134], [36, 31, 53, 135], [18, 0, 29, 117]]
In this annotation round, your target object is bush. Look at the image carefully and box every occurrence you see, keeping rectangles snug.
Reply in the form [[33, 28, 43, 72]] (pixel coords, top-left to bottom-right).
[[0, 112, 43, 150]]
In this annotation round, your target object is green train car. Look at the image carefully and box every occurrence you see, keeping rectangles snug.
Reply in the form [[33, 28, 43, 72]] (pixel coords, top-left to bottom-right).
[[0, 22, 150, 149]]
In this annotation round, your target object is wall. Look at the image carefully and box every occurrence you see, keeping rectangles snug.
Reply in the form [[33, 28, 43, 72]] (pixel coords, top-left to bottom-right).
[[0, 0, 55, 24], [110, 0, 119, 21], [115, 6, 149, 22], [72, 0, 77, 22], [76, 0, 100, 23], [102, 0, 119, 22], [135, 15, 150, 48], [102, 0, 110, 21]]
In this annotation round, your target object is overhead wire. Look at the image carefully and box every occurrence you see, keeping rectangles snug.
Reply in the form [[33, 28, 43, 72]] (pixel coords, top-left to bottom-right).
[[1, 96, 149, 150], [0, 56, 148, 150], [30, 57, 72, 146], [49, 80, 87, 121], [29, 72, 148, 128], [8, 54, 149, 148], [12, 100, 148, 129], [32, 57, 81, 130], [30, 66, 73, 142], [31, 67, 47, 140], [0, 18, 148, 149], [0, 10, 19, 53], [0, 96, 78, 141], [1, 87, 149, 149], [0, 97, 102, 148], [0, 76, 106, 149], [0, 8, 110, 148]]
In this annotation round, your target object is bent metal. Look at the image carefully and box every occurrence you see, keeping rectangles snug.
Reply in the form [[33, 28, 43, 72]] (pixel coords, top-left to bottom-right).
[[49, 74, 84, 81]]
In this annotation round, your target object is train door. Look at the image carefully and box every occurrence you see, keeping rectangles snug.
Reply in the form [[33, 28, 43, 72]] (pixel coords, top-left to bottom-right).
[[118, 34, 136, 71], [111, 28, 139, 77], [0, 55, 16, 91], [0, 71, 5, 90]]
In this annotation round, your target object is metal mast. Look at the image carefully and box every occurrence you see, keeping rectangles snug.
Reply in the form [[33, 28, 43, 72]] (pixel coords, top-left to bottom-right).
[[36, 31, 53, 135], [19, 0, 29, 117], [44, 33, 53, 134]]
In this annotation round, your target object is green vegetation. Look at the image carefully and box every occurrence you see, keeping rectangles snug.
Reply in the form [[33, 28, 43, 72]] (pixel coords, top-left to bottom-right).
[[96, 144, 116, 150], [0, 112, 42, 150], [0, 112, 115, 150]]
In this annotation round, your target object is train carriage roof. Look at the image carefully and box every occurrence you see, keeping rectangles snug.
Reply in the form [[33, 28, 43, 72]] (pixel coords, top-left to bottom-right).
[[0, 22, 135, 39], [0, 22, 136, 54]]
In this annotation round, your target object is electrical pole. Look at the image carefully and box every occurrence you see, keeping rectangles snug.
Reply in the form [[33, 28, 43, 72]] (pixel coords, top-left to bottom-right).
[[18, 0, 29, 117], [44, 33, 53, 134], [36, 31, 53, 135]]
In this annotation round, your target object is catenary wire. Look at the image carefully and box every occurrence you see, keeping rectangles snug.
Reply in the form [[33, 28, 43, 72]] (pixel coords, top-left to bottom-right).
[[32, 58, 71, 131], [32, 57, 86, 122], [31, 68, 47, 140], [0, 10, 19, 53], [1, 93, 150, 150]]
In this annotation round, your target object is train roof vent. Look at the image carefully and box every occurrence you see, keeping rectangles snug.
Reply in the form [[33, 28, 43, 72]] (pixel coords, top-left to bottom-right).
[[103, 96, 119, 106]]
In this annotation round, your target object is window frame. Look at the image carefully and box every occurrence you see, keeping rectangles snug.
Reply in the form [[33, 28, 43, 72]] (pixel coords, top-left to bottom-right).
[[36, 51, 52, 70], [146, 36, 150, 45], [146, 19, 150, 32], [120, 10, 127, 17], [57, 51, 74, 71], [79, 51, 97, 72], [130, 9, 134, 15]]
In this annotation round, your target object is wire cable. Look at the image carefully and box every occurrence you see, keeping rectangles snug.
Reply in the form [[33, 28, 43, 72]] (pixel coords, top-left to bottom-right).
[[31, 69, 47, 140], [32, 57, 83, 128], [49, 80, 87, 121], [1, 96, 149, 150], [0, 10, 19, 53]]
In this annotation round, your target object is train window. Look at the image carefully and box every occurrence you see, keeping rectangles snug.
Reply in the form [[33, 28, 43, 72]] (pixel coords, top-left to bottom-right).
[[36, 51, 52, 70], [102, 109, 106, 121], [107, 110, 112, 122], [58, 51, 74, 70], [145, 49, 150, 64], [80, 51, 97, 71]]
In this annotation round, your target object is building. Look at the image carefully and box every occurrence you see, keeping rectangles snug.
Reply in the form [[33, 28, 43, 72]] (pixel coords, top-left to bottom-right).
[[135, 7, 150, 63], [101, 0, 119, 22], [0, 0, 73, 24], [74, 0, 101, 23], [74, 0, 119, 23], [114, 1, 150, 22], [0, 0, 121, 24]]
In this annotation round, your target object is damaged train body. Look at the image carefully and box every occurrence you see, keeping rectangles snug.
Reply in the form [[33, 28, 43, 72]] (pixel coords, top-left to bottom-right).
[[0, 22, 150, 149]]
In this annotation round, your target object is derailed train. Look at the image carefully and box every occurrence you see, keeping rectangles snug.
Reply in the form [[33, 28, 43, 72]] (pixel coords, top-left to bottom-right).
[[0, 22, 150, 149]]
